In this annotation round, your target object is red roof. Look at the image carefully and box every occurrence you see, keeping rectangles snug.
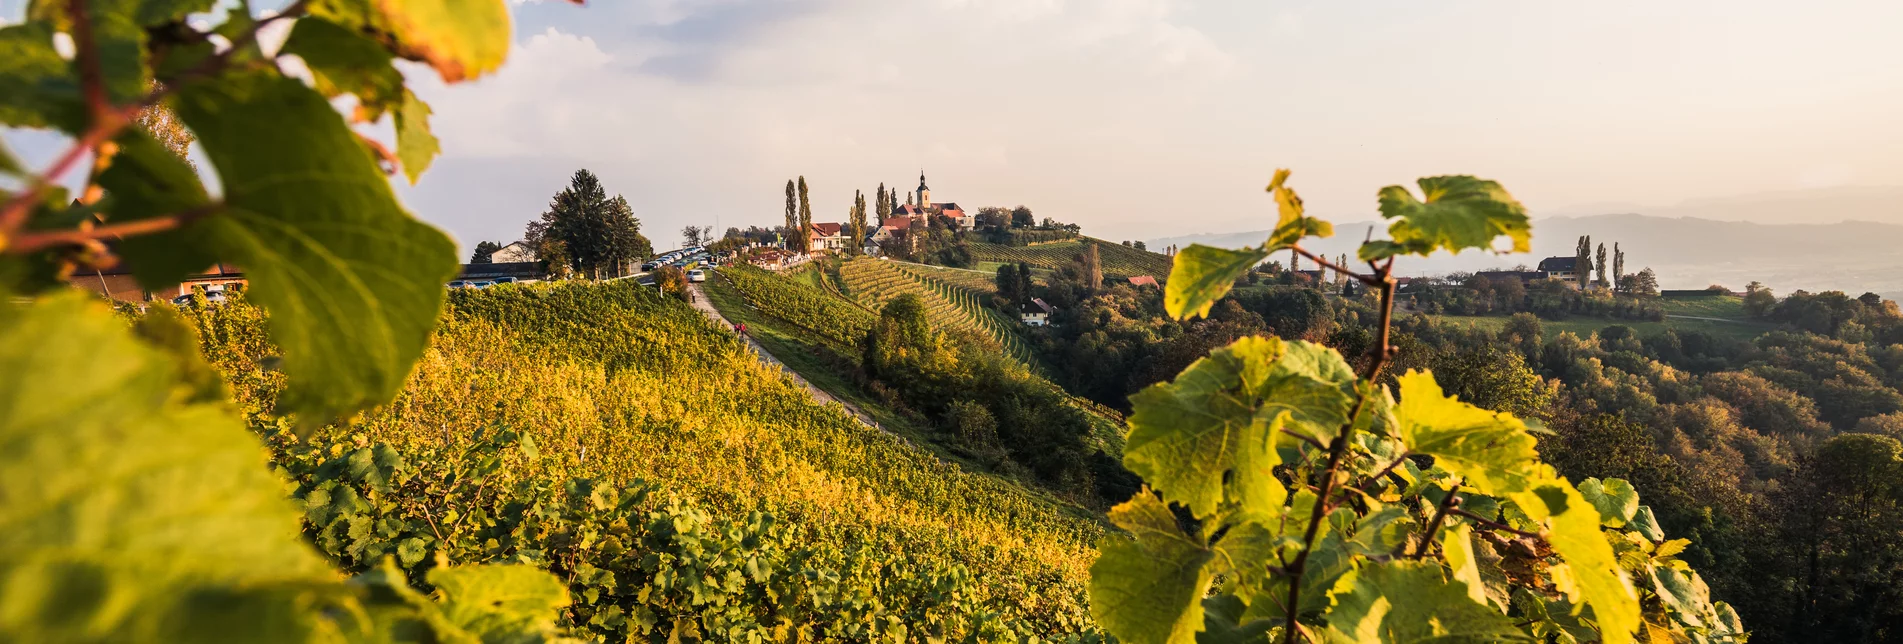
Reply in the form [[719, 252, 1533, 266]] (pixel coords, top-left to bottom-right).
[[1127, 275, 1158, 287], [881, 216, 912, 229], [809, 222, 843, 237], [895, 204, 924, 216]]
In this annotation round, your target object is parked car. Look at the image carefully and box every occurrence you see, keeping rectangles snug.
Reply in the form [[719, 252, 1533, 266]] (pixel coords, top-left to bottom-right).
[[688, 269, 706, 283], [641, 261, 659, 271], [493, 277, 518, 284], [448, 280, 468, 288], [468, 280, 496, 288], [171, 290, 230, 306]]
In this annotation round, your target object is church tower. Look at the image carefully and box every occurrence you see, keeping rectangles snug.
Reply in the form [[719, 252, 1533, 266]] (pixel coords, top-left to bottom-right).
[[916, 172, 931, 213]]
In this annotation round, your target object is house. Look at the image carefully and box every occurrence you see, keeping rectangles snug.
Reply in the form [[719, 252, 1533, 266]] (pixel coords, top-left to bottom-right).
[[873, 216, 913, 242], [808, 222, 848, 252], [1127, 275, 1159, 288], [490, 241, 536, 263], [1021, 298, 1054, 326], [69, 259, 246, 304], [1536, 257, 1581, 285]]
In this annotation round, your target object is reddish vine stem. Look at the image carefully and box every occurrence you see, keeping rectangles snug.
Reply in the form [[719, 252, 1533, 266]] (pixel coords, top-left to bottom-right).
[[0, 1, 309, 242], [8, 204, 223, 253], [1291, 245, 1381, 287], [1454, 508, 1543, 539], [1280, 259, 1398, 644], [1356, 452, 1411, 495], [1410, 479, 1463, 559]]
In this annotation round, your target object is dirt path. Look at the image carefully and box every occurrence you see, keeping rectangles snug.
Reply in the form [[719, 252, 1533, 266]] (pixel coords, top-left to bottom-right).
[[1665, 314, 1748, 323], [686, 282, 884, 430]]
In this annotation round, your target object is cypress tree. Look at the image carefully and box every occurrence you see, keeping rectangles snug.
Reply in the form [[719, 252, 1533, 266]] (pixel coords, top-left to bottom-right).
[[797, 176, 813, 253], [877, 183, 892, 221], [1018, 261, 1034, 305], [1086, 243, 1102, 291], [849, 190, 869, 256], [1575, 235, 1592, 290]]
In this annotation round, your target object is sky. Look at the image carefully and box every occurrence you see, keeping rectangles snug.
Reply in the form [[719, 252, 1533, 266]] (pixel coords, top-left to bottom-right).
[[5, 0, 1901, 253]]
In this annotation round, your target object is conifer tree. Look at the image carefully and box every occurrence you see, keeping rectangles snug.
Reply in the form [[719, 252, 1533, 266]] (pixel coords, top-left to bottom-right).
[[797, 176, 813, 253], [849, 190, 869, 256], [1085, 242, 1102, 291], [1575, 235, 1592, 290], [876, 183, 892, 220], [1613, 243, 1626, 292], [1018, 261, 1034, 305]]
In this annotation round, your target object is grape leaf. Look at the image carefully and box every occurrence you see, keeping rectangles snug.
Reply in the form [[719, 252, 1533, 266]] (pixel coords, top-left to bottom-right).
[[1265, 169, 1334, 249], [1513, 479, 1640, 644], [170, 71, 459, 421], [0, 291, 343, 641], [0, 22, 81, 130], [1578, 478, 1639, 528], [1442, 524, 1490, 607], [308, 0, 513, 82], [1362, 175, 1529, 261], [1164, 244, 1268, 320], [96, 127, 220, 288], [1395, 370, 1541, 496], [428, 563, 571, 639], [280, 16, 405, 118], [1628, 506, 1664, 542], [1323, 560, 1531, 643], [394, 89, 438, 184], [1089, 492, 1213, 644], [1125, 337, 1352, 518]]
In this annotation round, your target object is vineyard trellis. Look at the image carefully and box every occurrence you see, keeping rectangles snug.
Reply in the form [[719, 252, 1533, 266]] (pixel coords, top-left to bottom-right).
[[967, 238, 1173, 280]]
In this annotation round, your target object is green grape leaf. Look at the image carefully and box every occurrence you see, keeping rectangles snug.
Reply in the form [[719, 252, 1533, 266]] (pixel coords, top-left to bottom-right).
[[280, 16, 405, 118], [309, 0, 513, 82], [1442, 524, 1489, 607], [1513, 480, 1640, 644], [0, 22, 81, 130], [1264, 168, 1334, 249], [0, 291, 344, 641], [1649, 567, 1712, 630], [1125, 337, 1353, 518], [1363, 175, 1529, 260], [1200, 595, 1276, 644], [96, 127, 220, 289], [1243, 532, 1353, 623], [1164, 244, 1268, 320], [427, 564, 571, 639], [1628, 506, 1664, 542], [1089, 491, 1213, 644], [394, 89, 438, 184], [170, 71, 459, 421], [1578, 478, 1639, 528], [1395, 370, 1541, 496], [1323, 560, 1531, 643]]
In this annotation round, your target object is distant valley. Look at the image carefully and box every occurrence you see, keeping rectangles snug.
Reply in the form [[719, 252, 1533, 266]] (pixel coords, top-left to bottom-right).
[[1153, 213, 1903, 301]]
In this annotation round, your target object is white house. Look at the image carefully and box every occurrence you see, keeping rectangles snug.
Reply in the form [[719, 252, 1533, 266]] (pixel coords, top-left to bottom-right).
[[1021, 298, 1054, 326], [490, 241, 537, 263]]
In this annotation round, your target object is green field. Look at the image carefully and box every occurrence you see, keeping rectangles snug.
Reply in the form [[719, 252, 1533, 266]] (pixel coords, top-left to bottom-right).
[[1659, 294, 1747, 319], [1435, 312, 1771, 343]]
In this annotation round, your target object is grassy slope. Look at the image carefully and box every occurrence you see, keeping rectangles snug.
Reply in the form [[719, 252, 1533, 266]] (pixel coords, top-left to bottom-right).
[[967, 237, 1172, 279], [323, 282, 1101, 627], [1436, 311, 1770, 343], [1659, 294, 1747, 319]]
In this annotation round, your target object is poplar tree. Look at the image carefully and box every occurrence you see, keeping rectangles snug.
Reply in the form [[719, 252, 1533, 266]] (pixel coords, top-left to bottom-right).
[[849, 190, 869, 256], [783, 180, 797, 245], [1613, 243, 1626, 292], [1595, 243, 1608, 287], [797, 176, 813, 253], [876, 183, 892, 220], [1085, 243, 1103, 291], [1575, 235, 1592, 290]]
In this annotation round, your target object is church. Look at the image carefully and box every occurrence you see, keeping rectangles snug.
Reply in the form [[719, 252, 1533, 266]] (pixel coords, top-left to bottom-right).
[[891, 172, 969, 229]]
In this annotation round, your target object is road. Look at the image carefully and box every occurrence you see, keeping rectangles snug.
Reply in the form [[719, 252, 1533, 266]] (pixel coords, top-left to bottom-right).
[[685, 281, 883, 430]]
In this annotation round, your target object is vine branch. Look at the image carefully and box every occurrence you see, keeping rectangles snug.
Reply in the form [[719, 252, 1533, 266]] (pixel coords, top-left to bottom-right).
[[1280, 258, 1398, 643], [1454, 508, 1542, 539], [8, 204, 223, 253], [0, 1, 309, 243], [1409, 479, 1463, 559]]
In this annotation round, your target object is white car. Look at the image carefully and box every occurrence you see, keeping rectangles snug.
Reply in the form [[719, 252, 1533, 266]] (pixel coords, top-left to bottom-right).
[[687, 269, 706, 283]]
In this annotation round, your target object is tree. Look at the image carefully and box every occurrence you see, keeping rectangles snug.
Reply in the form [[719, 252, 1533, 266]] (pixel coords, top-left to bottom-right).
[[526, 169, 652, 279], [796, 176, 813, 253], [1134, 241, 1147, 251], [783, 179, 797, 244], [134, 95, 195, 169], [469, 241, 500, 264], [996, 263, 1021, 306], [1018, 262, 1034, 305], [1634, 267, 1660, 296], [1744, 281, 1776, 317], [848, 190, 869, 256], [1612, 242, 1625, 290], [876, 183, 892, 221], [1596, 243, 1608, 287], [681, 225, 711, 248], [1011, 206, 1034, 228], [976, 207, 1011, 229], [1083, 242, 1102, 291], [1576, 234, 1593, 290]]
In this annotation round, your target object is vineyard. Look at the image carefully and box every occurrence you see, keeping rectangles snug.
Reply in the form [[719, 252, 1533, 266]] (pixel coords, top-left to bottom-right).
[[839, 258, 1042, 367], [187, 283, 1106, 640], [716, 263, 876, 347], [967, 237, 1173, 279], [889, 260, 1005, 294]]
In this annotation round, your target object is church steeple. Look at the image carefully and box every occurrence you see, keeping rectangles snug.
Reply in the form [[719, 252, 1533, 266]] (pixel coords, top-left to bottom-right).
[[916, 171, 930, 210]]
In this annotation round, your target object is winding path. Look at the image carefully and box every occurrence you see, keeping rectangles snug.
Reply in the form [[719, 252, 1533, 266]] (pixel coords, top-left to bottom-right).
[[686, 281, 883, 430]]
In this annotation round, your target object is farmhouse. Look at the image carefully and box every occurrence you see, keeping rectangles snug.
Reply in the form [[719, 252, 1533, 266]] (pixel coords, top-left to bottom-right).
[[490, 241, 536, 263], [1536, 257, 1580, 283], [1021, 298, 1054, 326], [808, 222, 849, 252]]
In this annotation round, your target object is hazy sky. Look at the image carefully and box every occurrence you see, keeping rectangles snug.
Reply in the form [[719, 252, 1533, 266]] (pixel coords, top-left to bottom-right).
[[6, 0, 1901, 252]]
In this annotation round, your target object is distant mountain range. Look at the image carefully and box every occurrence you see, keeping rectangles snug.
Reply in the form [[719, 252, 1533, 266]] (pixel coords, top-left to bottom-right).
[[1150, 213, 1903, 301]]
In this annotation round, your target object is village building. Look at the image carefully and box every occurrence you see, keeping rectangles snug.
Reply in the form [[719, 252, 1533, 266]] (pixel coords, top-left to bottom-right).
[[1536, 256, 1581, 284], [1021, 298, 1054, 327], [807, 222, 849, 252], [896, 173, 969, 229], [69, 261, 247, 304], [489, 241, 536, 263]]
